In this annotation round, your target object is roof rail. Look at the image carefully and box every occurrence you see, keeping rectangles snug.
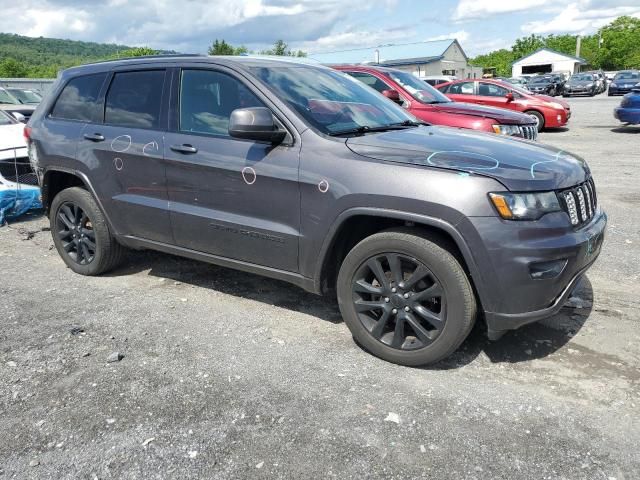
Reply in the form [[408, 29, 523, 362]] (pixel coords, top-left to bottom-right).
[[79, 53, 204, 67]]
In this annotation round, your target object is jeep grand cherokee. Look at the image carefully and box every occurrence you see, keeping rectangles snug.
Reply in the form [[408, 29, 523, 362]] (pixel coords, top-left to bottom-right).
[[25, 56, 606, 366]]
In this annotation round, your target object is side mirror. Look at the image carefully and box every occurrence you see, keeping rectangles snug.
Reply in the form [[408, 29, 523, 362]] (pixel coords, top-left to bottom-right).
[[381, 89, 402, 104], [228, 107, 286, 144], [505, 92, 515, 102], [12, 112, 27, 123]]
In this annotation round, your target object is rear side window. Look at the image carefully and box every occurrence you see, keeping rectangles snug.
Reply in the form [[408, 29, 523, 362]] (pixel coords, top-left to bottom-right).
[[344, 72, 390, 94], [105, 70, 165, 129], [51, 73, 106, 122]]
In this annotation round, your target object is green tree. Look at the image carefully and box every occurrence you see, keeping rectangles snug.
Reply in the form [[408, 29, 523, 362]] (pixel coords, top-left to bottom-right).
[[208, 39, 249, 55], [0, 57, 28, 77], [511, 34, 545, 59], [598, 16, 640, 69], [272, 39, 288, 56], [111, 46, 159, 58], [471, 49, 515, 77], [208, 39, 235, 55]]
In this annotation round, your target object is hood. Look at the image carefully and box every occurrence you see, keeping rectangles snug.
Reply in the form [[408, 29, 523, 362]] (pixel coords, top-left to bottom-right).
[[568, 79, 595, 86], [430, 102, 534, 125], [346, 126, 589, 191]]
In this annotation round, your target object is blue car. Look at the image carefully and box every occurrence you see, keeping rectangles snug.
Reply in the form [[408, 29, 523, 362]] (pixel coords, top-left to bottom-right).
[[614, 88, 640, 125], [608, 70, 639, 96]]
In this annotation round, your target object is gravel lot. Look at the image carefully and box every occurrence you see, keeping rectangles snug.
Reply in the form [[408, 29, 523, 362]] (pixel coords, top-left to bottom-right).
[[1, 94, 639, 479]]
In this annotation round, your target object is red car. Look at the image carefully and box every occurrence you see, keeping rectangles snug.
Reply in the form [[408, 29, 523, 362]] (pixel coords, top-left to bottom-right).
[[333, 65, 538, 140], [436, 78, 571, 131]]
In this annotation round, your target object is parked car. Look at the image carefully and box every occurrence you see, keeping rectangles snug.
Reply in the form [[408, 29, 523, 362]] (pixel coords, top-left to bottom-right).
[[526, 75, 565, 96], [587, 70, 607, 93], [0, 87, 42, 105], [608, 70, 640, 96], [614, 88, 640, 125], [563, 73, 598, 97], [419, 75, 457, 87], [604, 71, 617, 81], [6, 88, 42, 105], [0, 104, 36, 123], [334, 66, 538, 140], [0, 110, 27, 161], [26, 56, 606, 366], [436, 78, 570, 131]]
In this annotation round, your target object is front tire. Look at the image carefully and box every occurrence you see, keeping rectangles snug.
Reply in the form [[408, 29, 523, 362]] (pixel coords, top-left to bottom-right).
[[50, 187, 124, 275], [525, 110, 545, 131], [337, 229, 476, 366]]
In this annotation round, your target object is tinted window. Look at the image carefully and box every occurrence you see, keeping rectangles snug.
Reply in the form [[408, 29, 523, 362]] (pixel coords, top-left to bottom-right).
[[180, 69, 264, 136], [478, 82, 508, 97], [249, 65, 413, 136], [105, 70, 165, 129], [386, 71, 451, 104], [448, 82, 475, 94], [345, 72, 390, 94], [51, 73, 106, 121]]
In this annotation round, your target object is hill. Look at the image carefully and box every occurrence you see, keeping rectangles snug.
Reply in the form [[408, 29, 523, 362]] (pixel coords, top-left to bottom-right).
[[0, 33, 142, 78]]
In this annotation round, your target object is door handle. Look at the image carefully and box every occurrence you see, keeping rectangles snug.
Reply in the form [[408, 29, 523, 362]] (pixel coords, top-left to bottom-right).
[[84, 133, 105, 142], [170, 144, 198, 154]]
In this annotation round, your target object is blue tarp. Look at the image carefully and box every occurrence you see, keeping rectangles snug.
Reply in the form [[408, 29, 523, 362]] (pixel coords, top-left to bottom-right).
[[0, 179, 42, 225]]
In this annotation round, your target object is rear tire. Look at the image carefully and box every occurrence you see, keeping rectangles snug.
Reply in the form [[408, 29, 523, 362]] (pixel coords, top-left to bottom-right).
[[50, 187, 125, 276], [337, 229, 476, 366], [525, 110, 545, 131]]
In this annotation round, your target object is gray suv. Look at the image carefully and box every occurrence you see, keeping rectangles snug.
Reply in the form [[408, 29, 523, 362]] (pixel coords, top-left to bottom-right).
[[26, 55, 606, 366]]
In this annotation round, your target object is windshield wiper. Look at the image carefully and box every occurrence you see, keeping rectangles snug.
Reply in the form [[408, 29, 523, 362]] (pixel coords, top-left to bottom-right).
[[328, 120, 424, 136]]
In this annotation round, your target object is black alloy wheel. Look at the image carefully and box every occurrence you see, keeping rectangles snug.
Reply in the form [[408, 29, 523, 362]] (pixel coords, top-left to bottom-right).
[[351, 253, 445, 350], [55, 202, 96, 265]]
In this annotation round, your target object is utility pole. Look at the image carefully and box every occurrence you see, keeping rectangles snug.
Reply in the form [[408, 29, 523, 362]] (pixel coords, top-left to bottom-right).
[[576, 35, 581, 58]]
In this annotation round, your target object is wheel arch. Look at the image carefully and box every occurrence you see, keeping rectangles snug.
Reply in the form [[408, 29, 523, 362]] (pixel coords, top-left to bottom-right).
[[41, 167, 117, 234], [314, 208, 488, 313]]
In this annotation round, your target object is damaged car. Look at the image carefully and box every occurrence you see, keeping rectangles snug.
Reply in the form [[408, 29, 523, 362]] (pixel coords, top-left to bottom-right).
[[26, 56, 606, 366]]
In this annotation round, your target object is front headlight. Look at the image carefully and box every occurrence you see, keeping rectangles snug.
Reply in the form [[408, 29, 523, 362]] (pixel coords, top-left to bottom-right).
[[492, 124, 521, 136], [489, 191, 562, 220], [546, 101, 564, 110]]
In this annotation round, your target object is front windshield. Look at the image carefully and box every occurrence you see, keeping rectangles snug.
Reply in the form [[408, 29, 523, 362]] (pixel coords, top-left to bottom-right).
[[614, 72, 639, 80], [570, 74, 594, 81], [249, 65, 415, 135], [385, 70, 451, 104], [7, 89, 42, 104]]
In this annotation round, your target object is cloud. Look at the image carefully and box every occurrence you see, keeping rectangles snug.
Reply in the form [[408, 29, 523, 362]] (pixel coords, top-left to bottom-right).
[[452, 0, 549, 21], [0, 0, 392, 52], [426, 30, 469, 43], [522, 1, 640, 34]]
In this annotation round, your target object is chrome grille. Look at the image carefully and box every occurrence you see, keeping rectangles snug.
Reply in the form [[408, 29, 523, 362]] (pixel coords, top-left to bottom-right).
[[558, 178, 597, 227], [519, 125, 538, 141]]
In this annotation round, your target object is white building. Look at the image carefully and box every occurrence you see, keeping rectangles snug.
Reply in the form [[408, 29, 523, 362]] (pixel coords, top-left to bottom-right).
[[511, 48, 587, 77], [309, 39, 483, 79]]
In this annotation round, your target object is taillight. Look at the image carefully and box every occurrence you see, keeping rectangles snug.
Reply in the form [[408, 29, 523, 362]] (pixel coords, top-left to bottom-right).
[[23, 126, 32, 142]]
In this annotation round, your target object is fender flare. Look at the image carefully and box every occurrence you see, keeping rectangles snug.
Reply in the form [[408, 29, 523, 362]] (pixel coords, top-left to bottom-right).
[[313, 207, 490, 310], [42, 166, 118, 234]]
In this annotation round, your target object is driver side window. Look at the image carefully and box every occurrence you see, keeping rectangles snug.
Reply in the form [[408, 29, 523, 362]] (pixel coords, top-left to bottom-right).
[[180, 69, 265, 136], [448, 82, 475, 95], [478, 83, 508, 97]]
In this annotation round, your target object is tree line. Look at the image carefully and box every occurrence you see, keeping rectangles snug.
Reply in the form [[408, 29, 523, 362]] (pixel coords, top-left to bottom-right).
[[207, 39, 306, 57], [471, 16, 640, 77], [0, 33, 306, 79]]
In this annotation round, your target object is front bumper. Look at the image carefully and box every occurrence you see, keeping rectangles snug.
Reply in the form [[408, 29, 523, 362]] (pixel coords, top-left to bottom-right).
[[459, 209, 607, 338], [614, 107, 640, 124], [609, 86, 636, 95]]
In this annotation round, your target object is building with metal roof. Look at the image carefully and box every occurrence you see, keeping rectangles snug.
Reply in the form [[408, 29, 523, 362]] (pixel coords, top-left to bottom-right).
[[511, 48, 588, 77], [308, 39, 482, 79]]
